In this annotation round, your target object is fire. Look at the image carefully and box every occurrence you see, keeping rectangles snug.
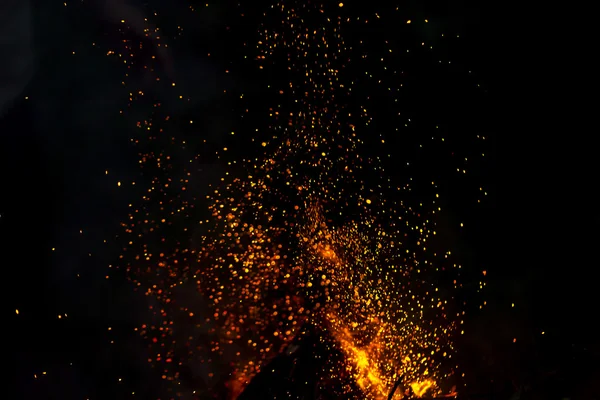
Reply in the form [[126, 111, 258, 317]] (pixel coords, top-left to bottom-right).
[[410, 379, 436, 397], [329, 317, 438, 399], [193, 201, 452, 398], [123, 1, 467, 398], [332, 326, 389, 398]]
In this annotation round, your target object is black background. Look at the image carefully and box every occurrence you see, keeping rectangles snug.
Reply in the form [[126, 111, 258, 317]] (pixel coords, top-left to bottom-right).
[[3, 0, 596, 399]]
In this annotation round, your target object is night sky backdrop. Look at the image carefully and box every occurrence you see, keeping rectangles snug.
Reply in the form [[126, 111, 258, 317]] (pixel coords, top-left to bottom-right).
[[3, 1, 596, 399]]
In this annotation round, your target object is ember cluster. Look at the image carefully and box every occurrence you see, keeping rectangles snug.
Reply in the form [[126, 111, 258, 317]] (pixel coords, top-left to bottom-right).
[[117, 1, 489, 399]]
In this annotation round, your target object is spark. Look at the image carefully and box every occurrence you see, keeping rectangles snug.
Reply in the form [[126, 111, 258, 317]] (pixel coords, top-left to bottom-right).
[[116, 1, 489, 398]]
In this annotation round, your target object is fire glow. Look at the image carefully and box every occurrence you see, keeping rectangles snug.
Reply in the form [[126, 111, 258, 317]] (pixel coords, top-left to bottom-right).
[[120, 1, 476, 398]]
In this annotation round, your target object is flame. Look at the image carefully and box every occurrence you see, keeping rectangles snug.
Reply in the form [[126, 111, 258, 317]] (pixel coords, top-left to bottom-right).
[[331, 326, 389, 399], [410, 379, 436, 397], [329, 317, 437, 399]]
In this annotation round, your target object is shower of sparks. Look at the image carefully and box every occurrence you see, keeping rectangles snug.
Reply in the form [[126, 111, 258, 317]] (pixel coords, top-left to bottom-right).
[[114, 1, 490, 399]]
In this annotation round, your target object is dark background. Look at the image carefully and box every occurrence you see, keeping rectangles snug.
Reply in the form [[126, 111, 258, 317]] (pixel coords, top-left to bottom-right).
[[3, 0, 596, 399]]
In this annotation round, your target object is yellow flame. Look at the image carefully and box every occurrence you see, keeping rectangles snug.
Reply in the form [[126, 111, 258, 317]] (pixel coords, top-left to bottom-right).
[[410, 379, 435, 397], [328, 320, 437, 399]]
